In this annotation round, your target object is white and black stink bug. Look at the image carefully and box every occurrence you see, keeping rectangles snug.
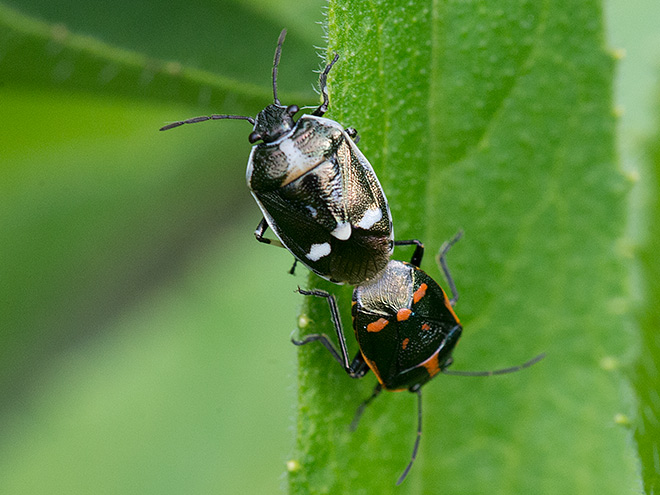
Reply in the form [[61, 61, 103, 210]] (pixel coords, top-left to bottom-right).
[[161, 30, 398, 285]]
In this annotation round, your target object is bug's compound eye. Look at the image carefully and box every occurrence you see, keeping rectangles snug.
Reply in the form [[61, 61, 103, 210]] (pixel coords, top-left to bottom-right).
[[248, 131, 262, 143], [286, 104, 299, 116]]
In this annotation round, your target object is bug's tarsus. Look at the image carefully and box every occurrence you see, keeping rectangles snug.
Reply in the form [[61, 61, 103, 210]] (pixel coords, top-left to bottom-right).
[[159, 114, 255, 131], [272, 29, 287, 104], [345, 127, 360, 143], [313, 53, 339, 117], [396, 387, 423, 485], [442, 352, 546, 377], [437, 230, 463, 306]]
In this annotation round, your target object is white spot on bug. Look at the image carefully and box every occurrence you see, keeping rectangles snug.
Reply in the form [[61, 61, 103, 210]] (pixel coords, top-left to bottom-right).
[[306, 243, 331, 261], [306, 205, 318, 218], [356, 208, 382, 230], [279, 138, 308, 175], [331, 222, 352, 240]]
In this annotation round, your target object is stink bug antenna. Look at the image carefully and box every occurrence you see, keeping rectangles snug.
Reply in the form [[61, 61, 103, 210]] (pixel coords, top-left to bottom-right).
[[442, 352, 546, 377], [160, 31, 290, 132], [159, 114, 255, 131], [396, 387, 423, 485], [272, 29, 287, 105]]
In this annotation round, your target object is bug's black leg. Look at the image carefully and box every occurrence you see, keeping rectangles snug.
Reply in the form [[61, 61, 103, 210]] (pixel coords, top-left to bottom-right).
[[394, 239, 425, 267], [345, 127, 360, 144], [288, 259, 298, 275], [436, 230, 463, 306], [293, 288, 351, 370], [254, 217, 286, 249], [349, 353, 371, 379], [256, 218, 298, 276], [291, 332, 346, 366], [349, 383, 382, 431], [293, 333, 366, 380], [293, 288, 367, 378], [313, 53, 339, 117], [396, 387, 423, 485], [256, 218, 300, 276]]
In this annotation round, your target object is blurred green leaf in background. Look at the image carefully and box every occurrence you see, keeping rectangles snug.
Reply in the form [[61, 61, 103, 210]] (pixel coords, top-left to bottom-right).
[[1, 0, 660, 493], [0, 0, 325, 493]]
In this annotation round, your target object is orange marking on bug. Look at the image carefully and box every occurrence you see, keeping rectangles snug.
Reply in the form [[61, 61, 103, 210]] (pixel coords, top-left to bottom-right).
[[397, 308, 412, 321], [367, 318, 389, 333], [402, 338, 410, 350], [413, 283, 428, 304], [361, 353, 385, 386], [421, 323, 431, 331], [362, 353, 406, 390], [421, 352, 441, 377], [443, 291, 460, 323]]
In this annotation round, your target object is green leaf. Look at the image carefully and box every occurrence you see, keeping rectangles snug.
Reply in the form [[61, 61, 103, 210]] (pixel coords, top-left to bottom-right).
[[1, 0, 652, 492], [602, 0, 660, 492], [290, 1, 640, 493], [636, 87, 660, 495]]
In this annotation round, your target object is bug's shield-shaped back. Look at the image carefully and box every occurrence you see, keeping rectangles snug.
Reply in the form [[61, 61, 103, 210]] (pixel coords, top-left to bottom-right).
[[353, 261, 462, 390], [249, 115, 392, 285]]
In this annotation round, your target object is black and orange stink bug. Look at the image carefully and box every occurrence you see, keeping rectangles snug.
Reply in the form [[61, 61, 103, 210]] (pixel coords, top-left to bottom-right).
[[295, 231, 544, 484]]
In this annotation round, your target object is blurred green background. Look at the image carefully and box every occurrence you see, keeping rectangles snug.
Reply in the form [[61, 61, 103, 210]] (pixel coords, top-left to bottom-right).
[[1, 0, 659, 493], [0, 0, 324, 493]]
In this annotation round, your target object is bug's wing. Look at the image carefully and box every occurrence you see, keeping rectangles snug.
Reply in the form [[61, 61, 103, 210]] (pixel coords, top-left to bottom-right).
[[249, 116, 393, 284], [393, 270, 462, 382], [252, 187, 338, 281], [253, 144, 393, 284], [355, 309, 461, 390], [354, 263, 463, 389], [339, 135, 393, 243]]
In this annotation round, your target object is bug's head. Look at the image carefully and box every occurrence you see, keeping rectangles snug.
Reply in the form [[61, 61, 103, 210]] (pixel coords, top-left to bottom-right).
[[249, 103, 299, 143], [247, 29, 302, 144]]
